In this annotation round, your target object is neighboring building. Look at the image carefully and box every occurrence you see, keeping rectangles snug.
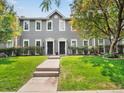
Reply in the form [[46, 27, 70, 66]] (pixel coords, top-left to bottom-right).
[[1, 10, 124, 55]]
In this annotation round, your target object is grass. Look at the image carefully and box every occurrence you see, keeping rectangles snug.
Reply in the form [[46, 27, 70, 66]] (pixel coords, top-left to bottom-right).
[[58, 56, 124, 91], [0, 56, 47, 91]]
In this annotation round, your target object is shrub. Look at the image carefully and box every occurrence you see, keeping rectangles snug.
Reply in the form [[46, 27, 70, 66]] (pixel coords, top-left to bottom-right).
[[0, 47, 44, 56], [104, 53, 119, 58]]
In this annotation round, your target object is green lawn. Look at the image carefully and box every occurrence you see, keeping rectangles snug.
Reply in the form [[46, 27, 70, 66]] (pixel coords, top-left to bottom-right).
[[58, 56, 124, 91], [0, 56, 47, 91]]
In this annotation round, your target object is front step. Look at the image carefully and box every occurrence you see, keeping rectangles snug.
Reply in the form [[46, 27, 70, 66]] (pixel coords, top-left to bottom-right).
[[48, 56, 60, 59], [36, 67, 60, 71], [33, 71, 59, 77]]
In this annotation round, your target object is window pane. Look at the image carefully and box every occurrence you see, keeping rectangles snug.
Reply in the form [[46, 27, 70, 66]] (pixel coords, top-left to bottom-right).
[[7, 41, 13, 48], [84, 41, 88, 46], [99, 39, 103, 45], [48, 22, 52, 30], [60, 20, 65, 31], [24, 41, 29, 47], [36, 41, 40, 47], [72, 41, 76, 47], [36, 22, 41, 30], [24, 22, 29, 30]]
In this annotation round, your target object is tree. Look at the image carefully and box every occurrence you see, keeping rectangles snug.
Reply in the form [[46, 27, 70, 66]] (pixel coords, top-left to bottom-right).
[[40, 0, 60, 11], [71, 0, 124, 54], [40, 0, 124, 54], [0, 0, 22, 47]]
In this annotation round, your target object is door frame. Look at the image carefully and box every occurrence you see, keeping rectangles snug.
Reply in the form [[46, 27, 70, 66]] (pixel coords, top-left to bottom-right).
[[45, 38, 55, 55], [58, 38, 67, 55]]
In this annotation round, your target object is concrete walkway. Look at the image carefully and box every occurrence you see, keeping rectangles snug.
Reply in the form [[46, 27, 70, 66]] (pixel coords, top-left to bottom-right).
[[17, 56, 60, 93]]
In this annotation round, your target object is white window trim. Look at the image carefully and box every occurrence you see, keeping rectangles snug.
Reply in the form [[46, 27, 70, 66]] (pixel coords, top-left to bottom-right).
[[45, 38, 55, 55], [71, 39, 77, 47], [98, 39, 106, 53], [83, 39, 89, 46], [98, 39, 105, 46], [46, 20, 53, 31], [58, 38, 67, 55], [6, 40, 13, 48], [35, 20, 42, 31], [59, 20, 65, 31], [35, 39, 42, 47], [23, 39, 30, 47], [23, 20, 30, 31]]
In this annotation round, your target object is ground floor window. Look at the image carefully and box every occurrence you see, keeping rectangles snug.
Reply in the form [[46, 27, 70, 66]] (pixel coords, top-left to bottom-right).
[[23, 39, 29, 55], [7, 40, 13, 48], [71, 39, 77, 54]]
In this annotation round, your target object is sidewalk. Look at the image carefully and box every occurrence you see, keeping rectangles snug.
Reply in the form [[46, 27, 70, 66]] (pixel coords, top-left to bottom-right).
[[17, 56, 60, 93]]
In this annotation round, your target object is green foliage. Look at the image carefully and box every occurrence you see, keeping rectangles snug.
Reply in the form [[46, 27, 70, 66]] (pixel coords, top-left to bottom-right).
[[0, 47, 44, 56], [0, 56, 47, 91], [40, 0, 60, 11], [0, 0, 22, 44], [58, 56, 121, 90], [104, 53, 119, 58]]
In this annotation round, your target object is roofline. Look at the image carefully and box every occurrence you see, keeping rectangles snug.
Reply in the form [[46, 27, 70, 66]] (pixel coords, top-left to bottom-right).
[[19, 10, 71, 20]]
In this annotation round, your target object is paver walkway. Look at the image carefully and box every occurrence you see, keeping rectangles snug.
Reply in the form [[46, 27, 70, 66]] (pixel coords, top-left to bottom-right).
[[17, 56, 60, 93]]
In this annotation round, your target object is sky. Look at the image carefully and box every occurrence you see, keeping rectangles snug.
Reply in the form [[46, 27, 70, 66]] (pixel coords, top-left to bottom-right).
[[7, 0, 73, 17]]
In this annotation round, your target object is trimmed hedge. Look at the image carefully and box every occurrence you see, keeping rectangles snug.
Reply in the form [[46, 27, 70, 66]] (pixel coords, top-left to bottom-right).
[[0, 47, 44, 56]]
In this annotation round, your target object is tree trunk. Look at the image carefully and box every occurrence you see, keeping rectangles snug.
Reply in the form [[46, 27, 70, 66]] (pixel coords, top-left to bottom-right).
[[109, 39, 117, 54]]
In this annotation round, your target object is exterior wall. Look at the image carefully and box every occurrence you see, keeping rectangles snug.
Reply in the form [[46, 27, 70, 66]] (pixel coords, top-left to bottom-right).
[[0, 10, 124, 55], [19, 12, 83, 55]]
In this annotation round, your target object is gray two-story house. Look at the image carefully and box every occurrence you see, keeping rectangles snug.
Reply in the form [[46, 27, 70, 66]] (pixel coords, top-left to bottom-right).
[[19, 10, 82, 55], [1, 10, 124, 55]]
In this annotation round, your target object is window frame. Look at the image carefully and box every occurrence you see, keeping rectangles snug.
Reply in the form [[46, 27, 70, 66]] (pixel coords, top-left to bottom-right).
[[47, 20, 53, 31], [6, 40, 13, 48], [35, 39, 42, 47], [59, 20, 65, 31], [35, 20, 42, 31], [23, 20, 30, 31], [23, 39, 29, 47], [71, 39, 77, 47]]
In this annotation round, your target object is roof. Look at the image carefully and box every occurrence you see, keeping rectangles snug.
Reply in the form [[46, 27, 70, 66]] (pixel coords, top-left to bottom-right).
[[19, 10, 71, 20]]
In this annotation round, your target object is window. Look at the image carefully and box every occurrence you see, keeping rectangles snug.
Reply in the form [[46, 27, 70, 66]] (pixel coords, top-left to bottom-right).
[[87, 10, 94, 18], [122, 39, 124, 44], [7, 40, 13, 48], [23, 21, 30, 31], [71, 39, 77, 47], [47, 20, 53, 31], [35, 21, 42, 31], [23, 39, 29, 47], [83, 40, 89, 46], [35, 40, 41, 47], [59, 20, 65, 31], [98, 39, 104, 45]]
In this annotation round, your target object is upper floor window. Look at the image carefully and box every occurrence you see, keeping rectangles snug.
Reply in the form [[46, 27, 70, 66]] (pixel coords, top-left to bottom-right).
[[7, 40, 13, 48], [35, 21, 42, 31], [47, 20, 53, 31], [23, 39, 29, 47], [59, 20, 65, 31], [23, 21, 30, 31]]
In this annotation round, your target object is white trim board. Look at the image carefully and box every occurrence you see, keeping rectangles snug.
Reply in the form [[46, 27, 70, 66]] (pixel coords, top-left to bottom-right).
[[23, 20, 30, 31], [46, 20, 53, 31], [35, 20, 42, 31]]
